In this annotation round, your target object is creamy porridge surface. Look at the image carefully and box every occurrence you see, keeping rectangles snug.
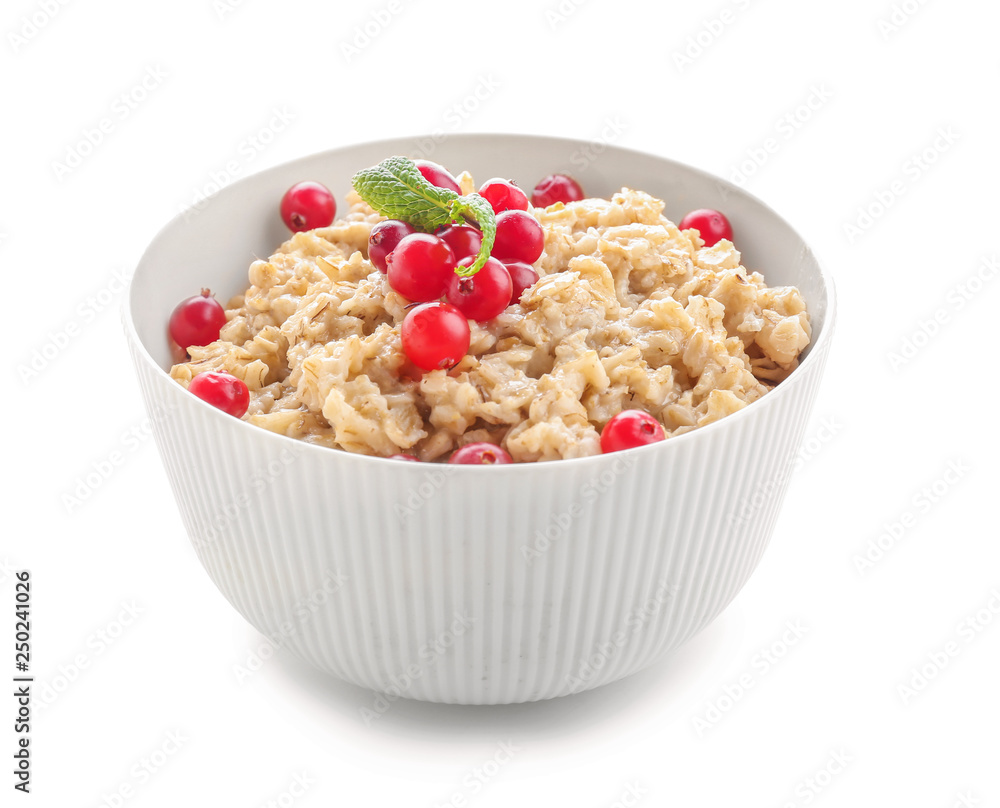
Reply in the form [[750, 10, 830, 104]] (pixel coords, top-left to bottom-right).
[[170, 174, 811, 462]]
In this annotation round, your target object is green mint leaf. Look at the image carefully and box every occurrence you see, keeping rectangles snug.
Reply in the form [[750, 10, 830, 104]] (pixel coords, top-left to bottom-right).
[[449, 193, 496, 277], [352, 156, 458, 232], [352, 156, 497, 277]]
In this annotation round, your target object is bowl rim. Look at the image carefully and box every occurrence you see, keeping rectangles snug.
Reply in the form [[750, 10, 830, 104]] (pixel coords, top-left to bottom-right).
[[124, 132, 837, 471]]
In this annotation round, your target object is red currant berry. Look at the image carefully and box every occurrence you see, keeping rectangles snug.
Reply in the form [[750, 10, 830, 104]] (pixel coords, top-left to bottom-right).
[[600, 410, 666, 453], [188, 371, 250, 417], [386, 233, 456, 302], [478, 178, 529, 214], [169, 289, 227, 353], [531, 174, 585, 207], [437, 224, 482, 262], [280, 181, 336, 232], [388, 454, 421, 461], [678, 208, 732, 247], [414, 160, 462, 194], [446, 256, 513, 322], [504, 261, 540, 305], [369, 219, 416, 273], [400, 302, 471, 371], [491, 210, 545, 264], [448, 442, 512, 465]]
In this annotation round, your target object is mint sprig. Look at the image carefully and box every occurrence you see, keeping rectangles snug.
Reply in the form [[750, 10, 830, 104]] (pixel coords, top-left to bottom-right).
[[447, 193, 497, 278], [352, 156, 496, 276]]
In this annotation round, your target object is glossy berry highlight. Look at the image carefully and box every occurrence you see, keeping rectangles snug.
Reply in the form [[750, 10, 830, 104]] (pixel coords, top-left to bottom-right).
[[400, 301, 471, 371], [491, 210, 545, 264], [386, 233, 456, 302], [368, 219, 416, 273], [414, 160, 462, 194], [600, 410, 666, 453], [479, 178, 529, 214], [531, 174, 585, 207], [503, 261, 539, 305], [446, 256, 513, 322], [449, 442, 513, 465], [188, 371, 250, 417], [169, 290, 227, 353], [280, 181, 336, 232], [437, 224, 483, 262], [678, 208, 732, 247]]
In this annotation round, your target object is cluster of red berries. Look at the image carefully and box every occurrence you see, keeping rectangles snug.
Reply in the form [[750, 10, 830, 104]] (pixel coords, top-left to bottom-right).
[[374, 161, 558, 375], [168, 289, 250, 417]]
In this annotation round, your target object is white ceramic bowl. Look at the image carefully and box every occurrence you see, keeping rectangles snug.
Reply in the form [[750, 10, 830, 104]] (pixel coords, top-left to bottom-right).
[[125, 134, 835, 704]]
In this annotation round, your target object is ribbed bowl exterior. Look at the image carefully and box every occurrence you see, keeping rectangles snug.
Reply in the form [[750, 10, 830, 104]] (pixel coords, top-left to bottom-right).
[[127, 334, 830, 704], [125, 135, 835, 704]]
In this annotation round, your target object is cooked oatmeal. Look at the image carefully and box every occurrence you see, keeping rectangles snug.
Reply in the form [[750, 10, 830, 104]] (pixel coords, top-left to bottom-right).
[[169, 173, 811, 462]]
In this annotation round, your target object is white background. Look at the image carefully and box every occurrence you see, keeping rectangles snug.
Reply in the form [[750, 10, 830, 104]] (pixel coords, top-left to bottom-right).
[[4, 0, 999, 805]]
